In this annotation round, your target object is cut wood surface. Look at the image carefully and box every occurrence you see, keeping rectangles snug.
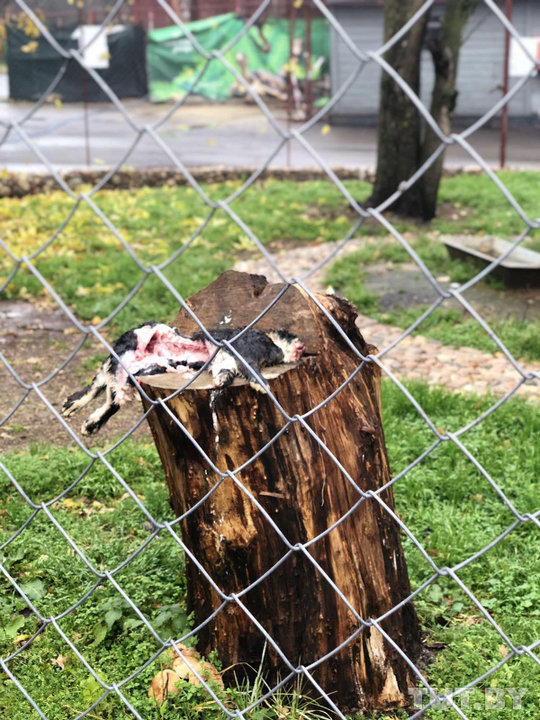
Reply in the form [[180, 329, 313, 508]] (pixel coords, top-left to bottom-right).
[[142, 363, 295, 390], [142, 271, 421, 712], [172, 270, 321, 355]]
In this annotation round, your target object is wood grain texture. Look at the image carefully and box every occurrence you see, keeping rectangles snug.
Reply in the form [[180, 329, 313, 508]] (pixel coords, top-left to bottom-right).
[[172, 270, 322, 355], [143, 272, 420, 712]]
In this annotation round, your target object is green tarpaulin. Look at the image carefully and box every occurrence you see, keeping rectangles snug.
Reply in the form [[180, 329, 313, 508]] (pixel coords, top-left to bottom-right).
[[147, 13, 329, 103]]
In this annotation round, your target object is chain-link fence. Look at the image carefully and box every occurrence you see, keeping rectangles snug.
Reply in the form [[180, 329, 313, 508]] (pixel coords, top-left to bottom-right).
[[1, 0, 539, 718]]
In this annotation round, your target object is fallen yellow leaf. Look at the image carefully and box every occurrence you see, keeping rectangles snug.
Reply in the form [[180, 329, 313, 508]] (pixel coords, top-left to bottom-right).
[[13, 634, 30, 645], [62, 498, 83, 509]]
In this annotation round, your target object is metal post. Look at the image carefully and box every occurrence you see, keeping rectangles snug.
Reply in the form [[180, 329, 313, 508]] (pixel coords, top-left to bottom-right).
[[78, 4, 91, 168], [499, 0, 512, 168], [286, 2, 296, 166], [304, 1, 313, 121]]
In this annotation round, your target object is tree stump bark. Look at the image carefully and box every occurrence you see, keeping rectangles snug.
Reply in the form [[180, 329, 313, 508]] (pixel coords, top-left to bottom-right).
[[142, 271, 421, 713]]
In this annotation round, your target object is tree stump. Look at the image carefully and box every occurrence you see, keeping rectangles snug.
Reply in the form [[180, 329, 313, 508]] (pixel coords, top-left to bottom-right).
[[142, 271, 421, 712]]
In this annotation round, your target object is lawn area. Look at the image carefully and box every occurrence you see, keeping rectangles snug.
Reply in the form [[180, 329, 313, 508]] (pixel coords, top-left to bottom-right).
[[1, 171, 538, 359], [1, 170, 538, 717], [326, 248, 540, 363], [324, 173, 540, 363], [0, 178, 364, 332], [0, 381, 538, 719]]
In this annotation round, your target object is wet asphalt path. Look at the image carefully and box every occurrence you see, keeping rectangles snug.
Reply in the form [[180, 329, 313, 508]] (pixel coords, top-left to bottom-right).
[[1, 78, 539, 173]]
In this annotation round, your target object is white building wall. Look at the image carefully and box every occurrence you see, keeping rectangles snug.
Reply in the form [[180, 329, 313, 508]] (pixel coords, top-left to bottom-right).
[[329, 7, 383, 120], [328, 0, 540, 122]]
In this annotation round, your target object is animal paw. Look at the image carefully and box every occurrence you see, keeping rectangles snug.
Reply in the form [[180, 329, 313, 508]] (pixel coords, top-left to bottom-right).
[[81, 420, 97, 436], [248, 380, 267, 394], [61, 400, 75, 417], [214, 369, 236, 388], [61, 388, 87, 417]]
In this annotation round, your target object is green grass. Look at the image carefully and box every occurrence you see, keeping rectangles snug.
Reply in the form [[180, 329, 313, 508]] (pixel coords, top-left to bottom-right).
[[326, 246, 540, 362], [435, 171, 540, 241], [383, 381, 539, 718], [1, 382, 538, 719], [325, 171, 540, 362], [384, 306, 540, 361], [2, 172, 538, 343], [0, 179, 369, 332]]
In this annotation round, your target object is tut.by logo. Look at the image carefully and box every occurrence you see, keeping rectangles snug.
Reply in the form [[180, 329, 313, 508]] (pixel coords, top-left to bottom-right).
[[408, 687, 529, 711]]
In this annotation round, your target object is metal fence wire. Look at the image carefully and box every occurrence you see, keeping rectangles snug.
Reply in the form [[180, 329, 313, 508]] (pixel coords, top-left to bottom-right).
[[1, 0, 539, 719]]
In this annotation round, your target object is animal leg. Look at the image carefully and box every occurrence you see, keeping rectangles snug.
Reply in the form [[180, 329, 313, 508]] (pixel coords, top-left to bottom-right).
[[81, 385, 120, 436], [240, 353, 267, 393], [61, 362, 110, 417], [215, 349, 267, 393], [211, 349, 239, 388]]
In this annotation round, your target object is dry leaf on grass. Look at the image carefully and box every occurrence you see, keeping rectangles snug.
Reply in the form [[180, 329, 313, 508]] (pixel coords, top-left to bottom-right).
[[148, 643, 223, 702], [51, 654, 67, 669]]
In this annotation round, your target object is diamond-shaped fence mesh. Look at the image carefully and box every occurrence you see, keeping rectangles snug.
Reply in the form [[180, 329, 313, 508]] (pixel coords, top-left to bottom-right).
[[1, 0, 539, 718]]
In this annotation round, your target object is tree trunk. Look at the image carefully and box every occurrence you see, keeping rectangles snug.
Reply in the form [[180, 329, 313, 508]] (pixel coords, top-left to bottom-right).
[[142, 271, 421, 713], [371, 0, 479, 219], [370, 0, 429, 215], [421, 0, 480, 219]]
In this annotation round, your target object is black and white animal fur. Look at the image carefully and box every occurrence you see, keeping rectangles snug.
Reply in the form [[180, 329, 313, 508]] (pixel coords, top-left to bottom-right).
[[62, 323, 304, 436]]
